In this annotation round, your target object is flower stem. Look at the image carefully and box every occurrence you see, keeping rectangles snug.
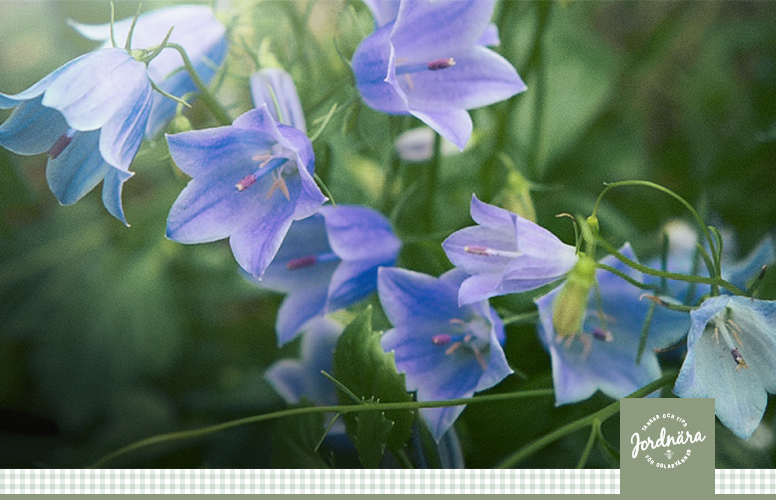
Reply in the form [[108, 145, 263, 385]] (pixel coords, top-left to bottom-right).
[[591, 180, 721, 281], [595, 236, 745, 296], [495, 370, 678, 468], [87, 388, 554, 468], [163, 42, 232, 126]]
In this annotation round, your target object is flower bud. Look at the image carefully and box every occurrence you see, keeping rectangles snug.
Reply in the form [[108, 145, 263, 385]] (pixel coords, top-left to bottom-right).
[[168, 114, 193, 134], [552, 254, 597, 339]]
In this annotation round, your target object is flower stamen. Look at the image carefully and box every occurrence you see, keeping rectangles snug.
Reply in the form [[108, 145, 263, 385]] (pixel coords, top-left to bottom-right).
[[49, 128, 77, 159], [463, 246, 522, 259], [285, 251, 338, 270], [731, 348, 749, 370]]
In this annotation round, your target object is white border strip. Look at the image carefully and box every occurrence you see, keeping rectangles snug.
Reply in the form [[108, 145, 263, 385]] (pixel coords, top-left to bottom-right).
[[0, 469, 773, 494]]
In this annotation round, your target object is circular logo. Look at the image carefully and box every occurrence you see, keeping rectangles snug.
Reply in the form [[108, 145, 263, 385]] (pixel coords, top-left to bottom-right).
[[630, 412, 707, 469]]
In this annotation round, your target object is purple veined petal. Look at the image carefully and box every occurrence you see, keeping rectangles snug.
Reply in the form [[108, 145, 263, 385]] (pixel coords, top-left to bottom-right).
[[0, 97, 68, 155], [469, 194, 516, 229], [457, 273, 506, 306], [352, 26, 409, 114], [46, 130, 109, 205], [41, 48, 149, 132], [165, 124, 276, 178], [165, 145, 280, 243], [477, 23, 499, 47], [378, 267, 462, 327], [275, 285, 329, 346], [410, 107, 472, 151], [101, 166, 134, 225], [99, 79, 153, 170], [443, 225, 517, 276], [319, 205, 401, 263], [390, 0, 497, 60], [502, 253, 577, 282], [259, 214, 338, 293], [362, 0, 400, 28], [392, 46, 526, 113], [250, 69, 307, 134], [229, 196, 297, 277], [326, 260, 382, 312]]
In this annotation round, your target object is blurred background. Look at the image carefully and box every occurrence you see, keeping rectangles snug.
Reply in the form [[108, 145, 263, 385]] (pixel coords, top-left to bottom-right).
[[1, 0, 775, 468]]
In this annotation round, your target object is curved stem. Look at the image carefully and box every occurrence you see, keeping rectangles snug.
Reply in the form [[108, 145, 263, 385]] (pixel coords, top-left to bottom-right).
[[496, 370, 678, 468], [591, 180, 720, 280], [88, 388, 554, 468], [596, 236, 745, 296], [163, 42, 232, 126]]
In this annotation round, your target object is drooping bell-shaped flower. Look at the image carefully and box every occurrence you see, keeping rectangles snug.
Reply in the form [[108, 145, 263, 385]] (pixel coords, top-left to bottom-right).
[[265, 317, 344, 407], [0, 48, 153, 223], [165, 104, 326, 277], [352, 0, 526, 149], [674, 295, 776, 439], [442, 194, 578, 305], [69, 4, 228, 138], [255, 205, 401, 345], [378, 267, 513, 440], [535, 245, 688, 406]]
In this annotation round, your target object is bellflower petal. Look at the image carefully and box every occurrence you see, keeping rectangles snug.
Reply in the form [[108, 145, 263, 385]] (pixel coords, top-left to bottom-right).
[[250, 69, 307, 133], [443, 195, 578, 305], [70, 5, 228, 137], [674, 295, 776, 439], [251, 206, 399, 345], [352, 0, 526, 149], [165, 105, 327, 277], [378, 267, 512, 440], [535, 245, 687, 406], [363, 0, 400, 28], [0, 47, 153, 223], [265, 317, 345, 406]]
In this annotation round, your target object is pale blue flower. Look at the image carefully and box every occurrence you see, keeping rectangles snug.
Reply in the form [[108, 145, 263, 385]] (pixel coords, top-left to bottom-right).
[[0, 48, 153, 223], [70, 4, 228, 138], [674, 295, 776, 439], [250, 68, 307, 134], [352, 0, 526, 149], [378, 267, 512, 440]]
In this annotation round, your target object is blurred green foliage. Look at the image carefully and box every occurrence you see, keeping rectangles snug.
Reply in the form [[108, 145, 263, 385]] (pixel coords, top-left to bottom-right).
[[0, 0, 775, 468]]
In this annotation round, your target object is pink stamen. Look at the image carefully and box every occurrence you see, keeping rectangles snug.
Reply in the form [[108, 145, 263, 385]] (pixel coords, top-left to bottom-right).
[[49, 132, 74, 159], [427, 57, 455, 70], [235, 174, 257, 191], [432, 334, 451, 346], [286, 256, 318, 270]]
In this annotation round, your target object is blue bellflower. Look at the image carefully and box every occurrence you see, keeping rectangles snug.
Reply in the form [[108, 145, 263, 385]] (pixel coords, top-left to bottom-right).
[[352, 0, 526, 149], [250, 69, 308, 134], [0, 48, 153, 223], [70, 4, 228, 138], [535, 246, 688, 405], [265, 317, 344, 407], [165, 104, 327, 277], [443, 195, 578, 305], [256, 205, 401, 345], [674, 295, 776, 439], [378, 267, 513, 440]]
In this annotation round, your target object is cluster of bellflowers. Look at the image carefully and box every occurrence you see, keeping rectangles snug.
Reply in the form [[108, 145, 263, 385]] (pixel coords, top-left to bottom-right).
[[2, 0, 775, 456]]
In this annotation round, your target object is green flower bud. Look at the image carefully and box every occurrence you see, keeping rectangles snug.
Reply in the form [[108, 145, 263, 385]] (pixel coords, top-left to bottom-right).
[[552, 254, 597, 339], [168, 114, 193, 134]]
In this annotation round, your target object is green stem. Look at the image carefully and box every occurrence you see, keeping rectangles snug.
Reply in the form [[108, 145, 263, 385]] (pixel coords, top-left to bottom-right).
[[591, 180, 721, 281], [88, 388, 554, 468], [596, 236, 745, 296], [576, 419, 600, 469], [594, 263, 657, 291], [496, 370, 678, 468], [164, 42, 231, 126]]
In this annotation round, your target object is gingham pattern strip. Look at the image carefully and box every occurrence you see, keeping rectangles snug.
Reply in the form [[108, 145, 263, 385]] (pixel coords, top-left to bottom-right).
[[0, 469, 772, 494]]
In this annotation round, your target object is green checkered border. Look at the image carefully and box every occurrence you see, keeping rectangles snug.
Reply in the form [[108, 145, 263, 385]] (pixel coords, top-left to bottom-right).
[[0, 469, 773, 494]]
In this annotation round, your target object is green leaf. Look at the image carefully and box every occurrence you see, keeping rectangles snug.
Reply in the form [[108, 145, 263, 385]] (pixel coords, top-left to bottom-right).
[[272, 399, 330, 468], [331, 306, 414, 463], [353, 400, 395, 469]]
